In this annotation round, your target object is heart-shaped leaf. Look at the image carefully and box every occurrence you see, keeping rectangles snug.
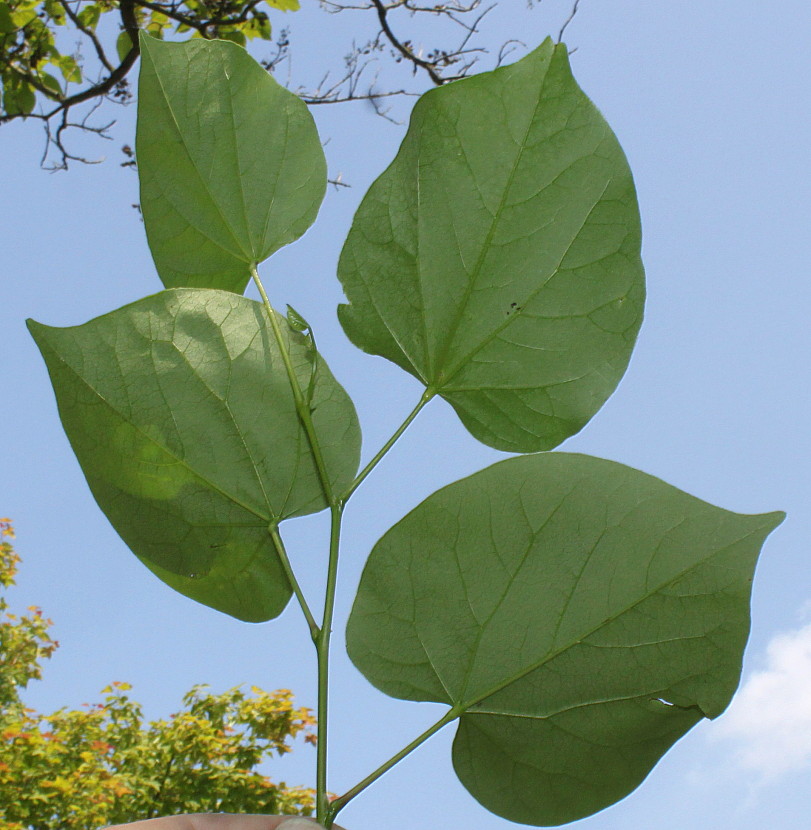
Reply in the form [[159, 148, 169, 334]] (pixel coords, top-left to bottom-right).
[[346, 453, 783, 825], [137, 34, 326, 294], [338, 39, 644, 452], [28, 289, 360, 621]]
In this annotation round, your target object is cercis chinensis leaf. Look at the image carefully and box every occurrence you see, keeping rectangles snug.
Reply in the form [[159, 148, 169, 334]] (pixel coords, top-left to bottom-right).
[[137, 34, 327, 294], [28, 290, 360, 622], [346, 453, 783, 825], [26, 30, 784, 830], [338, 38, 645, 453]]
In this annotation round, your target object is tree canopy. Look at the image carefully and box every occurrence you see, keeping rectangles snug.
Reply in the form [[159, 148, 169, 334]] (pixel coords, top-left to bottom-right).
[[0, 0, 567, 168], [0, 519, 317, 829]]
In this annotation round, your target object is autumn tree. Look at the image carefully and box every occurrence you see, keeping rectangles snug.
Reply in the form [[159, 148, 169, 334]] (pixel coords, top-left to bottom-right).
[[0, 519, 316, 829]]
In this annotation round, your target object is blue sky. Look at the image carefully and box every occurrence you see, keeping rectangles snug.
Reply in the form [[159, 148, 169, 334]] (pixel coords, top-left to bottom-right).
[[2, 1, 811, 828]]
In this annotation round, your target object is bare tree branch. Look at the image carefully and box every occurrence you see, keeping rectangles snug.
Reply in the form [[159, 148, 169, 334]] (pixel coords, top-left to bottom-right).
[[370, 0, 445, 84], [1, 0, 550, 168], [41, 99, 115, 171]]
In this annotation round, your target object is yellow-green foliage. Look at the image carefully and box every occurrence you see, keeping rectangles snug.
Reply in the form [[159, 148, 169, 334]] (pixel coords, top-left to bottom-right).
[[0, 520, 316, 829], [0, 0, 298, 118]]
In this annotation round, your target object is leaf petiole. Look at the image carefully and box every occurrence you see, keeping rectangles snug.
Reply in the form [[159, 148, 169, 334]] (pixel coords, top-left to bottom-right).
[[326, 706, 460, 825], [341, 388, 435, 502], [267, 522, 320, 643]]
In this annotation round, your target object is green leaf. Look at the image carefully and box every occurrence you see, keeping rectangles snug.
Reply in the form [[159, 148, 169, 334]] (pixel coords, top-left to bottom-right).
[[16, 81, 35, 115], [338, 39, 644, 453], [9, 4, 36, 28], [57, 54, 81, 83], [285, 305, 310, 333], [43, 0, 65, 23], [149, 10, 169, 28], [245, 12, 271, 41], [0, 3, 14, 34], [145, 22, 165, 39], [38, 71, 62, 97], [218, 28, 247, 46], [136, 34, 327, 294], [76, 2, 100, 30], [346, 453, 783, 825], [267, 0, 299, 10], [116, 30, 134, 63], [28, 289, 361, 622], [2, 87, 19, 117]]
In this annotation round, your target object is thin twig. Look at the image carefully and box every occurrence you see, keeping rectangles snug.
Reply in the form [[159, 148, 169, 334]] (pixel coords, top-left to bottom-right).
[[58, 0, 115, 72], [370, 0, 445, 84], [558, 0, 581, 42]]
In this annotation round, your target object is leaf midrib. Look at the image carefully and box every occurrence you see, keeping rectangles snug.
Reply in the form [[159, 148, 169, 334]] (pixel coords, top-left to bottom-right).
[[437, 178, 614, 390], [42, 336, 274, 525], [426, 520, 769, 718], [220, 46, 255, 262], [145, 43, 250, 263], [429, 54, 554, 382]]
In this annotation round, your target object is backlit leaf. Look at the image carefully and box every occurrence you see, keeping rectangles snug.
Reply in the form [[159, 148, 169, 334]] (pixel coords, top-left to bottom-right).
[[0, 4, 14, 34], [347, 453, 783, 825], [16, 81, 35, 114], [136, 34, 326, 294], [76, 3, 99, 30], [116, 31, 134, 63], [57, 54, 81, 83], [28, 289, 360, 621], [38, 71, 62, 97], [338, 39, 644, 452]]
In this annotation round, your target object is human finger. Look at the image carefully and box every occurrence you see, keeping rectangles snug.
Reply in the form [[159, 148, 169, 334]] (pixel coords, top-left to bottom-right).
[[107, 815, 344, 830]]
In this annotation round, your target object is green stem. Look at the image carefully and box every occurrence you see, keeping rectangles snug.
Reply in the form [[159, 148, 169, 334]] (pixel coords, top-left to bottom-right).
[[268, 522, 320, 643], [251, 267, 437, 825], [250, 265, 339, 824], [250, 266, 336, 506], [327, 707, 460, 824], [341, 388, 435, 502], [317, 502, 344, 825]]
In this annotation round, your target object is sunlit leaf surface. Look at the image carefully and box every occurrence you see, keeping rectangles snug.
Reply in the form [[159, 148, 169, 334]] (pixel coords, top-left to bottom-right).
[[347, 453, 783, 824], [137, 35, 326, 293], [29, 289, 360, 621], [339, 39, 644, 452]]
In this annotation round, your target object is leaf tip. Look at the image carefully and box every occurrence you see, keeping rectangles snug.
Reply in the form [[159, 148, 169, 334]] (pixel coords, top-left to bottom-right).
[[765, 509, 787, 532], [25, 317, 48, 342]]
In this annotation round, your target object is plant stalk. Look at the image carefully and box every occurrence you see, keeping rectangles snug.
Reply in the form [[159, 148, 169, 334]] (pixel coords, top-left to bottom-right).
[[250, 266, 336, 506], [268, 523, 320, 642], [251, 266, 438, 825], [318, 502, 344, 826], [327, 707, 460, 823], [250, 265, 341, 824]]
